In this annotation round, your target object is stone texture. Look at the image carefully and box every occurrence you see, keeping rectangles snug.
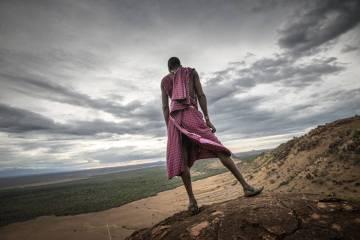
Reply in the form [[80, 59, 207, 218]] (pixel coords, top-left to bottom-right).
[[126, 193, 360, 240]]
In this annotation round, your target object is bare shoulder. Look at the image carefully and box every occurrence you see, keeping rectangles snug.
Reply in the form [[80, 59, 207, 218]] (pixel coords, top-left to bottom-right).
[[191, 68, 199, 80], [161, 73, 172, 88], [191, 68, 201, 85], [191, 68, 204, 96]]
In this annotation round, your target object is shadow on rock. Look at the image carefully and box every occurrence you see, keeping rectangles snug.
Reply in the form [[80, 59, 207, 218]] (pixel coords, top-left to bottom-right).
[[126, 193, 360, 240]]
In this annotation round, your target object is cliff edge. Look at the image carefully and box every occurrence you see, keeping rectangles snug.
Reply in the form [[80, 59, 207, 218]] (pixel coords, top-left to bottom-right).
[[126, 193, 359, 240]]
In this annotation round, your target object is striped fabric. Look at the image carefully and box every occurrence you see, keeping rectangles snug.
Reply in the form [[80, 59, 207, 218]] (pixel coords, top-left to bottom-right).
[[161, 67, 232, 179]]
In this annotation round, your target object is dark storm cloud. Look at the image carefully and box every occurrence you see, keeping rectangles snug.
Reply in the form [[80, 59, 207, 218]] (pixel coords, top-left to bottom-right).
[[0, 48, 107, 76], [198, 0, 359, 139], [288, 87, 360, 127], [202, 52, 353, 139], [17, 140, 76, 154], [278, 0, 360, 55], [207, 93, 305, 139], [0, 103, 163, 136], [207, 95, 273, 137], [341, 44, 359, 53], [87, 146, 164, 163], [250, 0, 283, 13], [204, 55, 345, 103], [63, 118, 164, 137], [0, 103, 57, 132], [0, 72, 163, 121], [209, 87, 360, 139]]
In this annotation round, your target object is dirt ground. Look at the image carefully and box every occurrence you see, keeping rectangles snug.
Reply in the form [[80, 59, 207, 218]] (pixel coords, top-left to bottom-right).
[[0, 171, 246, 240]]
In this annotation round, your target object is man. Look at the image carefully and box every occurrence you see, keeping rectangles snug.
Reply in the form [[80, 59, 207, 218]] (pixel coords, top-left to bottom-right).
[[161, 57, 263, 215]]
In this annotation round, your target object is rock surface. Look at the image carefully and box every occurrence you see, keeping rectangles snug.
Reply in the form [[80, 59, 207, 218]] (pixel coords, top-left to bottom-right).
[[126, 193, 360, 240], [246, 115, 360, 200]]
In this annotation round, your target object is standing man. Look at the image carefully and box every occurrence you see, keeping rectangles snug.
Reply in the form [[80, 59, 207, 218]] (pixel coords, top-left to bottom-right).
[[161, 57, 263, 215]]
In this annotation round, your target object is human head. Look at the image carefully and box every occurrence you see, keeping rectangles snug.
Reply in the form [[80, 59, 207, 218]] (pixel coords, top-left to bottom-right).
[[168, 57, 181, 72]]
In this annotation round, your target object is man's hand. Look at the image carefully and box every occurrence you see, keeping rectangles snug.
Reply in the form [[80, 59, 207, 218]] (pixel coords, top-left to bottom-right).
[[206, 119, 216, 133]]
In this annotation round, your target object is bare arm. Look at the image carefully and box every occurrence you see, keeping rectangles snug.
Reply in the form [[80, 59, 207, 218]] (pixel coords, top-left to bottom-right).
[[193, 70, 216, 132], [161, 80, 169, 127], [193, 70, 209, 118]]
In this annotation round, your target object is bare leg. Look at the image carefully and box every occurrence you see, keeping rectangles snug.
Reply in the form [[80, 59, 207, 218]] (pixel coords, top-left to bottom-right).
[[180, 166, 197, 205], [216, 152, 251, 190], [180, 136, 197, 205], [216, 152, 264, 196]]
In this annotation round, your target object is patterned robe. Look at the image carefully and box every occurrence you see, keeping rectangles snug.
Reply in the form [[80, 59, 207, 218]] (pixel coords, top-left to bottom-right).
[[161, 66, 232, 179]]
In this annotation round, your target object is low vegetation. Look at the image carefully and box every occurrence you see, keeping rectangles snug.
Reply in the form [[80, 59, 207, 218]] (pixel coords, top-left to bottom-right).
[[0, 156, 256, 227]]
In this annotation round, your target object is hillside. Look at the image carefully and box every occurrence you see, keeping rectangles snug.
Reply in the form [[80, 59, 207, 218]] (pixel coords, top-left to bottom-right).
[[127, 115, 360, 239], [126, 193, 360, 240], [247, 115, 360, 200]]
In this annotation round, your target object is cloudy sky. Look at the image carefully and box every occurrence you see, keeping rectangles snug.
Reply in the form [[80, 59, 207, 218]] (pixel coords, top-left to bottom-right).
[[0, 0, 359, 176]]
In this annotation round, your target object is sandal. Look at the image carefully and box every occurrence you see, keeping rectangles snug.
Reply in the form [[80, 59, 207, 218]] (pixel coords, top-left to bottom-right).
[[188, 202, 200, 215], [244, 186, 264, 197]]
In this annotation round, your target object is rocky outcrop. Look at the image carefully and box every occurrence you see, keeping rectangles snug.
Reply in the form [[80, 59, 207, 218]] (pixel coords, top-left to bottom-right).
[[246, 115, 360, 199], [127, 116, 360, 240], [126, 193, 360, 240]]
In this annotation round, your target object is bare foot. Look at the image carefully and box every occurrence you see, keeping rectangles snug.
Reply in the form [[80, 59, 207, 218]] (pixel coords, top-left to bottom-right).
[[244, 186, 264, 197], [188, 200, 200, 215]]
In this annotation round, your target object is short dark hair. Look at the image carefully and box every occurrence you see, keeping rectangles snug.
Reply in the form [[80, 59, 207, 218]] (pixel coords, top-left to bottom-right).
[[168, 57, 181, 72]]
